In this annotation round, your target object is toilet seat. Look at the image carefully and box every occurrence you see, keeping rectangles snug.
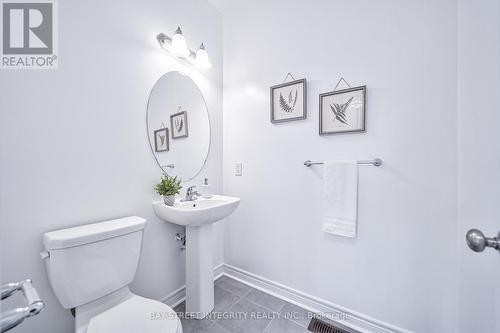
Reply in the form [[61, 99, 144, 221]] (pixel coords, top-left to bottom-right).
[[86, 295, 182, 333]]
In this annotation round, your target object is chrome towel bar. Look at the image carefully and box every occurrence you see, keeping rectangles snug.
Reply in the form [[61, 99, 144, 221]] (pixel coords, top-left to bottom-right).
[[1, 279, 44, 332], [304, 158, 382, 167], [466, 229, 500, 253]]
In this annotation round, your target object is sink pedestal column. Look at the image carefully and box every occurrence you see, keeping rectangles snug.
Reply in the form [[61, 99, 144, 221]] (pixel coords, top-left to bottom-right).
[[185, 224, 214, 319]]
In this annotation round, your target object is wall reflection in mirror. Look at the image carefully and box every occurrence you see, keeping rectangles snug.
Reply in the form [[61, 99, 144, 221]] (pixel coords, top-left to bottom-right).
[[146, 71, 210, 181]]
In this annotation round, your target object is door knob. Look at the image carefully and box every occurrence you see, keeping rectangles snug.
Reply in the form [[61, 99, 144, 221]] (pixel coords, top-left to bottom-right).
[[466, 229, 500, 253]]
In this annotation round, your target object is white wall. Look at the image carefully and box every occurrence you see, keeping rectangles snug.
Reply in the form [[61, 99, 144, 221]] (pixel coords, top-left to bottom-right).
[[218, 0, 458, 332], [0, 0, 222, 332], [457, 0, 500, 332]]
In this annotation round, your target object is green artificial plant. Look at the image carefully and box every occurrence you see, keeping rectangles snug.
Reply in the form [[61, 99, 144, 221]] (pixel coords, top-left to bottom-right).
[[154, 175, 182, 196]]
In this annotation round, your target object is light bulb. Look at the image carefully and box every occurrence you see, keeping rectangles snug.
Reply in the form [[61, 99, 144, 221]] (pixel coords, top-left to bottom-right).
[[195, 43, 211, 69], [170, 27, 190, 57]]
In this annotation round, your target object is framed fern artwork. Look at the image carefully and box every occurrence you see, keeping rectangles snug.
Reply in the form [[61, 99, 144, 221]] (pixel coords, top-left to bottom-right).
[[270, 78, 307, 123], [319, 86, 366, 135], [170, 110, 188, 139], [154, 128, 169, 152]]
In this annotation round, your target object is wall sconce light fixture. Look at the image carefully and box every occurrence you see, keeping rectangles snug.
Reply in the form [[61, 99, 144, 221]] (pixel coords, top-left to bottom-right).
[[157, 27, 212, 70]]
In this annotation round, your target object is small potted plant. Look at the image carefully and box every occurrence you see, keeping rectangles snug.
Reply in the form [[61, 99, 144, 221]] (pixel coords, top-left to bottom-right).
[[155, 175, 182, 206]]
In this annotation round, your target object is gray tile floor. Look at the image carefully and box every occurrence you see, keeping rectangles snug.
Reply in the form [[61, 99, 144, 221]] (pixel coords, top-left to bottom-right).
[[174, 276, 314, 333]]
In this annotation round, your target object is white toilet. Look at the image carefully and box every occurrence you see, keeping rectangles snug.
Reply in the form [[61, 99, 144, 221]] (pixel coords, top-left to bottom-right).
[[42, 216, 182, 333]]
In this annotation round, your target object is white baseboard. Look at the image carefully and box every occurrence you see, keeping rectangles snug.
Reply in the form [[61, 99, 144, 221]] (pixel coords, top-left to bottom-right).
[[160, 285, 186, 309], [160, 263, 225, 308], [160, 263, 411, 333], [222, 264, 412, 333]]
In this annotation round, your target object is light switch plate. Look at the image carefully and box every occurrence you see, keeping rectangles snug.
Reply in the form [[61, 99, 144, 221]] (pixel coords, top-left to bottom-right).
[[235, 162, 242, 176]]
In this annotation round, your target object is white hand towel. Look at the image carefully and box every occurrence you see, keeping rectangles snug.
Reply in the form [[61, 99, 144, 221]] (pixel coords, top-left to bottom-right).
[[322, 161, 358, 238]]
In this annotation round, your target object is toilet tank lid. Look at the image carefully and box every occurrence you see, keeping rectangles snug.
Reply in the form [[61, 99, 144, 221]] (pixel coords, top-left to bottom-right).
[[43, 216, 146, 250]]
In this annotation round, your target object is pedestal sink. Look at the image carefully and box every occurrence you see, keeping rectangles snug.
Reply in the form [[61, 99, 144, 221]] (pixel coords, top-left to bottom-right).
[[152, 195, 240, 319]]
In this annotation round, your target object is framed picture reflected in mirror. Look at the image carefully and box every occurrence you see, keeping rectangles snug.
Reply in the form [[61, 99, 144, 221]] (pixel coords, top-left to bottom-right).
[[170, 111, 188, 139], [154, 127, 169, 152]]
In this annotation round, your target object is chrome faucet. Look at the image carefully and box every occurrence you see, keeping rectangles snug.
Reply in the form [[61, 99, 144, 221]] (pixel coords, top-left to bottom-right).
[[181, 186, 201, 202]]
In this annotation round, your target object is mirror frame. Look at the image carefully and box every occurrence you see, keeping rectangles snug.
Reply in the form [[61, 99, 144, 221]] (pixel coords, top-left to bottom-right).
[[145, 71, 211, 182]]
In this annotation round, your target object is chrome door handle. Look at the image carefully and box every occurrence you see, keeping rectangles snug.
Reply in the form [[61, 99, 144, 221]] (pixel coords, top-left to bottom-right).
[[466, 229, 500, 253]]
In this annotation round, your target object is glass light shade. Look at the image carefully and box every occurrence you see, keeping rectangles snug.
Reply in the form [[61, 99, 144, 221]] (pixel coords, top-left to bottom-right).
[[170, 28, 190, 57], [195, 44, 212, 69]]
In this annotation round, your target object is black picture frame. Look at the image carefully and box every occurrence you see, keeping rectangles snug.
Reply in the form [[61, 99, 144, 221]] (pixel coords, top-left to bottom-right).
[[319, 85, 366, 135], [270, 78, 307, 123], [170, 111, 189, 139], [154, 128, 169, 152]]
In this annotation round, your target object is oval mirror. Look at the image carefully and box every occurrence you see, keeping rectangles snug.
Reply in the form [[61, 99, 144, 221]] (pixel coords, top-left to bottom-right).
[[146, 72, 210, 181]]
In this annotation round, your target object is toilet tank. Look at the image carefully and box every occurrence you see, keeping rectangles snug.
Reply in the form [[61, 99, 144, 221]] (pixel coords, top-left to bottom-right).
[[42, 216, 146, 309]]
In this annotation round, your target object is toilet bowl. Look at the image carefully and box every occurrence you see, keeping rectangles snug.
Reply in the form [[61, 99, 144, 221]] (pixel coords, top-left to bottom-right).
[[42, 216, 182, 333], [83, 292, 181, 333]]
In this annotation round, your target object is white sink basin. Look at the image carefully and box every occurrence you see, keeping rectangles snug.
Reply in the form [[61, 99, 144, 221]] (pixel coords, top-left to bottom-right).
[[152, 195, 240, 227], [152, 194, 240, 318]]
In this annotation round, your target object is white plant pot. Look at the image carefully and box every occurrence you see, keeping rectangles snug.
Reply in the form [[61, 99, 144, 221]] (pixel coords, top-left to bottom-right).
[[163, 195, 175, 206]]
